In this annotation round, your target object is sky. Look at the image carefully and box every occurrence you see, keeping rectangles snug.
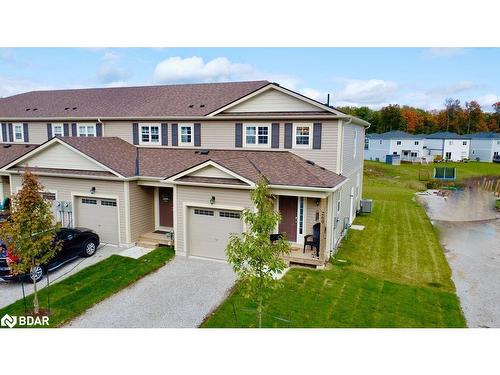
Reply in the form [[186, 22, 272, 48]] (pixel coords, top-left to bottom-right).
[[0, 47, 499, 111]]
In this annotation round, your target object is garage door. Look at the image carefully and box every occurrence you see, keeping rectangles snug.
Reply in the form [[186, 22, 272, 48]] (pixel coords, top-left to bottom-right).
[[188, 207, 243, 260], [76, 197, 119, 245]]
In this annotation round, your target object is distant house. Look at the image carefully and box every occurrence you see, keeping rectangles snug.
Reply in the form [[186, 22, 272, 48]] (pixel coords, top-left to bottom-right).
[[364, 130, 424, 162], [423, 132, 470, 161], [469, 132, 500, 162]]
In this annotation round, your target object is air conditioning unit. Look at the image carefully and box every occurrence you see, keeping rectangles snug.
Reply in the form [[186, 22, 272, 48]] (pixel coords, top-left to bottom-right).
[[360, 199, 373, 213]]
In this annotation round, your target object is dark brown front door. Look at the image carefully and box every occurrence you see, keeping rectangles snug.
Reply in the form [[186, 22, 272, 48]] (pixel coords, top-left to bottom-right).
[[278, 195, 297, 242], [159, 187, 173, 227]]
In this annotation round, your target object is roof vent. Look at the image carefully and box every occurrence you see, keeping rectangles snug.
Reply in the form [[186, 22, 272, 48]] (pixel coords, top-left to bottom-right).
[[199, 104, 205, 108], [72, 107, 77, 110], [33, 108, 38, 111], [199, 149, 210, 155], [3, 144, 11, 148], [25, 108, 30, 111], [65, 107, 70, 110], [306, 160, 315, 165], [188, 104, 194, 108], [25, 144, 31, 148]]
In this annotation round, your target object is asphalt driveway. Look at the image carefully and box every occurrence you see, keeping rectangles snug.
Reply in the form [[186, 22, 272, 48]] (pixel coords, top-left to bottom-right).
[[66, 257, 237, 328], [0, 244, 122, 309]]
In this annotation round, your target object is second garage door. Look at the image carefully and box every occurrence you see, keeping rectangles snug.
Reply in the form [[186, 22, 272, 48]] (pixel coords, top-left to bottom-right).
[[75, 197, 119, 245], [188, 207, 243, 260]]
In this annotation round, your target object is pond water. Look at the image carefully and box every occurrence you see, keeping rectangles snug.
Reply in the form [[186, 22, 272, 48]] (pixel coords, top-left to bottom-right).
[[417, 189, 500, 328]]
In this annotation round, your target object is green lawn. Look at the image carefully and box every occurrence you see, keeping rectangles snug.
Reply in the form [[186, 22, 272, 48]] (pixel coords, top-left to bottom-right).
[[201, 161, 486, 328], [0, 247, 175, 328]]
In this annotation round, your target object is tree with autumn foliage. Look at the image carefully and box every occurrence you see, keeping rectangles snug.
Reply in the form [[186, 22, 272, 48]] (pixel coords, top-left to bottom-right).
[[0, 170, 61, 315]]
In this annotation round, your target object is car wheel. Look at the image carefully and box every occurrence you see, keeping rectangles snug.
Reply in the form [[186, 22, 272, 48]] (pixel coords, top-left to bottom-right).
[[29, 265, 44, 283], [82, 240, 97, 257]]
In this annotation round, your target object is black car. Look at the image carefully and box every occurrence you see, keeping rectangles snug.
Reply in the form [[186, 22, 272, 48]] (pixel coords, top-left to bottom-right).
[[0, 227, 100, 283]]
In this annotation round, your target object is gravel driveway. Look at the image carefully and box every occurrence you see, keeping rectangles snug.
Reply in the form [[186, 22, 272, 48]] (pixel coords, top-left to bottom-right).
[[66, 257, 237, 328], [0, 245, 122, 309]]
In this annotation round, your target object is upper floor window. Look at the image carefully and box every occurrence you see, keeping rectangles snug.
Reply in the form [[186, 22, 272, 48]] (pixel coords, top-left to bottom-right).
[[140, 124, 160, 145], [179, 124, 193, 146], [78, 124, 96, 137], [364, 138, 369, 150], [14, 124, 24, 142], [462, 141, 467, 146], [396, 140, 402, 145], [293, 124, 311, 148], [414, 141, 419, 145], [52, 124, 63, 137], [448, 140, 453, 145], [244, 125, 269, 147]]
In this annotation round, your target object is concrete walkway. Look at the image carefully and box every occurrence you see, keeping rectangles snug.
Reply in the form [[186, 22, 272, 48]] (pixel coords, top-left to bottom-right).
[[66, 256, 236, 328]]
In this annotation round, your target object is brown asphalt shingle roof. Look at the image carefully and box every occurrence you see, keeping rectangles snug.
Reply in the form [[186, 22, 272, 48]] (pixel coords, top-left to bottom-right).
[[0, 143, 37, 168], [0, 81, 270, 119], [9, 137, 346, 188]]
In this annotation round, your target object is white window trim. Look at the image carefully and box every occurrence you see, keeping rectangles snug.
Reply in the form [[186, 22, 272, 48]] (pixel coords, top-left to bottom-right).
[[139, 123, 161, 145], [243, 124, 271, 148], [293, 123, 313, 149], [13, 123, 24, 143], [77, 123, 96, 137], [52, 123, 64, 137], [178, 124, 194, 147]]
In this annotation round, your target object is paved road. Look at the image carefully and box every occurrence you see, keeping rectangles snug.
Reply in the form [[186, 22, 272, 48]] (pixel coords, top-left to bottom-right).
[[0, 245, 122, 309], [66, 257, 236, 328]]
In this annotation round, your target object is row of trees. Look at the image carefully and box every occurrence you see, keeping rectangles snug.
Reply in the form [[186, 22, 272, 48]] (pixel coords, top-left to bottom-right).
[[338, 100, 500, 135]]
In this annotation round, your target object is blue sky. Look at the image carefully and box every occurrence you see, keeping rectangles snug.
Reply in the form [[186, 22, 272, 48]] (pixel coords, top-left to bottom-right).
[[1, 48, 499, 111]]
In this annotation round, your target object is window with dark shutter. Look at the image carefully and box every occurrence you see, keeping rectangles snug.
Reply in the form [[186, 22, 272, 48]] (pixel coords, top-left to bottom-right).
[[63, 123, 70, 137], [132, 123, 139, 145], [22, 123, 29, 143], [271, 123, 280, 148], [161, 123, 168, 146], [71, 123, 77, 136], [47, 123, 53, 139], [96, 123, 103, 137], [284, 123, 293, 149], [313, 123, 322, 149], [171, 123, 178, 146], [194, 123, 201, 147]]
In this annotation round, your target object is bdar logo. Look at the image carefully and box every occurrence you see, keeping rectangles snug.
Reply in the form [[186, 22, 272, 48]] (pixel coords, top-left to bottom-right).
[[1, 314, 17, 328]]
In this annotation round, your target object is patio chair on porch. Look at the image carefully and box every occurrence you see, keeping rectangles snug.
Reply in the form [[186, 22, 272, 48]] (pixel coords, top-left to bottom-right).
[[303, 223, 320, 257]]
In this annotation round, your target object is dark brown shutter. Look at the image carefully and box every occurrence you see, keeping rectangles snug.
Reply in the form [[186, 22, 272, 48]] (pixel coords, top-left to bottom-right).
[[47, 123, 52, 139], [235, 123, 243, 148], [132, 123, 139, 145], [1, 123, 7, 142], [194, 123, 201, 147], [271, 123, 280, 148], [71, 123, 77, 136], [284, 123, 293, 149], [171, 123, 178, 146], [22, 123, 29, 142], [8, 123, 13, 142], [63, 123, 69, 136], [161, 123, 168, 146], [96, 123, 103, 137], [313, 122, 322, 149]]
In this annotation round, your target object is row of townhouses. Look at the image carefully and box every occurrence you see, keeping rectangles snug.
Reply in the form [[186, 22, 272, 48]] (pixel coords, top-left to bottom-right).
[[0, 81, 368, 267], [365, 130, 500, 163]]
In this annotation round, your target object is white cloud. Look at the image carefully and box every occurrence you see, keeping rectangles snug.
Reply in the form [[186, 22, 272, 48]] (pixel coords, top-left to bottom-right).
[[426, 80, 478, 96], [153, 56, 258, 83], [424, 48, 467, 58], [0, 75, 51, 98], [330, 78, 398, 107], [98, 52, 130, 84], [477, 94, 500, 108]]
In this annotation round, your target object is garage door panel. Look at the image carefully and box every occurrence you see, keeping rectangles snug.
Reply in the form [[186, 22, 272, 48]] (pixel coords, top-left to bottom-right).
[[76, 197, 119, 244], [188, 207, 243, 260]]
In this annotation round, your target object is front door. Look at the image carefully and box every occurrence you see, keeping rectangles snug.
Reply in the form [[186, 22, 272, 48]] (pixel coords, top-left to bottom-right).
[[158, 187, 173, 227], [278, 196, 297, 242]]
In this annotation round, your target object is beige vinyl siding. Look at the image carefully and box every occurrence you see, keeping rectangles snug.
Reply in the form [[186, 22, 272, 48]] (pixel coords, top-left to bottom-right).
[[103, 121, 134, 143], [305, 197, 319, 236], [28, 122, 49, 144], [10, 174, 127, 244], [225, 89, 322, 113], [128, 182, 155, 242], [19, 142, 107, 171], [175, 185, 253, 254]]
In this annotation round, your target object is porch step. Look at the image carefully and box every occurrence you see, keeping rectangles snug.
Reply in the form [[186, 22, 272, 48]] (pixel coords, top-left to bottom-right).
[[136, 240, 159, 249]]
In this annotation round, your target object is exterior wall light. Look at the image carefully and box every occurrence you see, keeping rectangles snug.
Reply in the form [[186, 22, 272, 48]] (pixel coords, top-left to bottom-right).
[[210, 196, 215, 205], [90, 187, 96, 194]]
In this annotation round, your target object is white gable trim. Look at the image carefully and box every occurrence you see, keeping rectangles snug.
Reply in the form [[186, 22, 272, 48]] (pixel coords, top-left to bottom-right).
[[207, 84, 344, 117], [1, 137, 125, 178], [164, 160, 255, 187]]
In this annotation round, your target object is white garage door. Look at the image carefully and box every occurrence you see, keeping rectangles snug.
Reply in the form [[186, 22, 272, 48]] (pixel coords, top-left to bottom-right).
[[76, 197, 119, 245], [188, 207, 243, 260]]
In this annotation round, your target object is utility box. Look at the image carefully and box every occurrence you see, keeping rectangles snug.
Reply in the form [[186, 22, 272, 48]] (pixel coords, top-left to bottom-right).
[[360, 199, 373, 213], [385, 154, 401, 165]]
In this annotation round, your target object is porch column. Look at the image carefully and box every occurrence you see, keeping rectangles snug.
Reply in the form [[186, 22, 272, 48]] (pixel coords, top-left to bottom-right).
[[318, 196, 328, 263]]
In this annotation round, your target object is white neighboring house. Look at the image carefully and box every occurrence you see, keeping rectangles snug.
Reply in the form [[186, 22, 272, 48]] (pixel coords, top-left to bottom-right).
[[468, 132, 500, 162], [423, 132, 470, 161], [364, 130, 424, 162]]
